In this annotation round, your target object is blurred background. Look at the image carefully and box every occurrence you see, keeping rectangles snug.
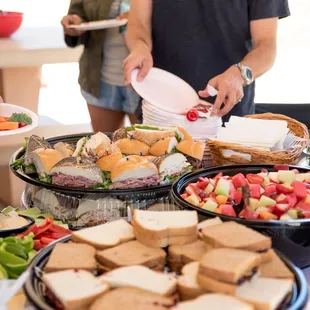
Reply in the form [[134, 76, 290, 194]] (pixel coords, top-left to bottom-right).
[[0, 0, 309, 206]]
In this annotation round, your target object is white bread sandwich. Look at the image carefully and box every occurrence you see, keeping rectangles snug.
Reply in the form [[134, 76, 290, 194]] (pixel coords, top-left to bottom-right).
[[53, 142, 75, 158], [24, 135, 52, 165], [99, 265, 177, 296], [96, 151, 122, 172], [154, 153, 192, 184], [115, 138, 150, 155], [42, 269, 109, 310], [90, 287, 174, 310], [168, 240, 211, 272], [71, 219, 134, 250], [197, 248, 261, 295], [172, 294, 253, 310], [96, 240, 166, 271], [110, 155, 159, 189], [197, 217, 222, 239], [27, 149, 64, 182], [149, 137, 178, 157], [177, 262, 206, 301], [201, 221, 272, 263], [44, 243, 96, 273], [73, 132, 113, 159], [236, 278, 294, 310], [260, 250, 294, 279], [176, 140, 205, 168], [131, 125, 184, 146], [132, 210, 198, 248], [50, 157, 104, 188]]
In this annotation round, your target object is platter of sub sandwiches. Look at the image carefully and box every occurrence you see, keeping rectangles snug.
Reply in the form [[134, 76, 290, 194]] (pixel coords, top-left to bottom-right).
[[10, 125, 205, 195], [24, 210, 308, 310]]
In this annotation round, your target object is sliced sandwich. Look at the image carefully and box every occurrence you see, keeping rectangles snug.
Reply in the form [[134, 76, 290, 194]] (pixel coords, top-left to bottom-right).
[[149, 137, 178, 157], [51, 157, 104, 188], [44, 243, 96, 273], [132, 210, 198, 248], [143, 155, 157, 162], [197, 217, 222, 239], [177, 127, 192, 141], [154, 153, 192, 184], [90, 287, 174, 310], [177, 262, 206, 301], [197, 248, 261, 295], [172, 294, 253, 310], [27, 149, 64, 182], [72, 136, 90, 157], [115, 138, 150, 155], [24, 135, 52, 165], [168, 240, 211, 272], [110, 155, 159, 189], [176, 140, 205, 168], [96, 240, 166, 271], [131, 125, 183, 146], [236, 278, 294, 310], [99, 265, 177, 296], [112, 127, 128, 142], [73, 132, 113, 159], [53, 142, 75, 158], [42, 269, 109, 310], [96, 151, 122, 172], [71, 219, 134, 250], [260, 250, 294, 279], [201, 221, 272, 263]]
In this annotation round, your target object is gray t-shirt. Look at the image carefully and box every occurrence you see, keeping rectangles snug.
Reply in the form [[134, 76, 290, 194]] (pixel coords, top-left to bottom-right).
[[101, 0, 128, 86]]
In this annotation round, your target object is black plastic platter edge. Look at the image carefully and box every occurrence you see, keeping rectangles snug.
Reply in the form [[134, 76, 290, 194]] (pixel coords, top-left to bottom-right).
[[0, 215, 35, 237], [171, 164, 310, 229], [24, 236, 309, 310], [9, 132, 171, 196]]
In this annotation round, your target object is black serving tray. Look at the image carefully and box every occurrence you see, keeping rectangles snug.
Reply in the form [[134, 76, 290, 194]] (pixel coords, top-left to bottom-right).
[[10, 132, 171, 198], [24, 235, 309, 310], [171, 164, 310, 268]]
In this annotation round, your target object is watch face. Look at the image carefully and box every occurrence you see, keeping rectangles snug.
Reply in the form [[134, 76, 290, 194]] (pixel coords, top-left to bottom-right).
[[245, 68, 253, 81]]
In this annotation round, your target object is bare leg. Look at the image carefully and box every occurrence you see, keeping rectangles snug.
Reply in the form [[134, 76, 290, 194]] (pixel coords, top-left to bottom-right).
[[87, 104, 125, 132], [128, 113, 141, 125]]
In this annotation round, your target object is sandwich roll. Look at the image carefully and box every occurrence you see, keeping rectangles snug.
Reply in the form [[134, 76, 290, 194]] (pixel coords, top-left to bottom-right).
[[110, 155, 159, 189], [53, 142, 74, 158], [84, 132, 113, 158], [149, 137, 178, 157], [27, 149, 64, 175], [176, 140, 205, 162], [96, 152, 122, 172], [133, 126, 177, 146], [177, 127, 192, 141], [115, 138, 150, 156]]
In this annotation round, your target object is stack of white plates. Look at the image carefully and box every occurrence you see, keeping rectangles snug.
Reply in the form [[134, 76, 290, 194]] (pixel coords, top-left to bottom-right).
[[142, 100, 222, 140], [131, 67, 223, 166]]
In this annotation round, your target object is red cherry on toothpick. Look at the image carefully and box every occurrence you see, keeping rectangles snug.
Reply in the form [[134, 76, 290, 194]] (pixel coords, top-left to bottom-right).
[[186, 109, 199, 122]]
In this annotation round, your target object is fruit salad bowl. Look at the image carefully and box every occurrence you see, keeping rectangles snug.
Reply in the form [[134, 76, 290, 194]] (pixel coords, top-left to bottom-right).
[[171, 164, 310, 268]]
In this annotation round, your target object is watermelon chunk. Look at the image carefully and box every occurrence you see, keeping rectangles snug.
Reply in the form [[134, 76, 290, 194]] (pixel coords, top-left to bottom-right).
[[231, 173, 247, 189]]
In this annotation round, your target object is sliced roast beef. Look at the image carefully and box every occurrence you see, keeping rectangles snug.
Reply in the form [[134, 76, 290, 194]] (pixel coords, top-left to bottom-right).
[[109, 175, 160, 189], [52, 173, 97, 188]]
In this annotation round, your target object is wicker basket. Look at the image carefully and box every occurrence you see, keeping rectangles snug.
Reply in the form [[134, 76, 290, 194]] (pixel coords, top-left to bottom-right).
[[207, 113, 309, 165]]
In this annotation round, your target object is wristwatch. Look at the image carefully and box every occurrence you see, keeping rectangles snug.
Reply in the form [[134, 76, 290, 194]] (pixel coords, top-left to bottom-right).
[[235, 63, 253, 86]]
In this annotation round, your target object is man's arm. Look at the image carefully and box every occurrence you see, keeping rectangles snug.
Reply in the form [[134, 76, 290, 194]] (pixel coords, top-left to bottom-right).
[[199, 17, 278, 116], [241, 17, 278, 79], [125, 0, 152, 52], [123, 0, 153, 84]]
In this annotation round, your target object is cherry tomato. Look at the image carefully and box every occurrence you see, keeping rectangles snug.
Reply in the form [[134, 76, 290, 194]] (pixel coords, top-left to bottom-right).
[[186, 109, 199, 122]]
